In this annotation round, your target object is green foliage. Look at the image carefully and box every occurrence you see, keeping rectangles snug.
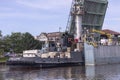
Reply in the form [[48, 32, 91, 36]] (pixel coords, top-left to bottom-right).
[[0, 57, 8, 62], [0, 49, 4, 57], [0, 30, 2, 37], [21, 32, 42, 51], [0, 39, 5, 56], [0, 32, 42, 53]]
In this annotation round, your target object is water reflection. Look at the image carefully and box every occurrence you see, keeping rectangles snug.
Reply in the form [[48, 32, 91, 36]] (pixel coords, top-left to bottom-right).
[[0, 64, 120, 80], [85, 64, 120, 80], [0, 65, 85, 80]]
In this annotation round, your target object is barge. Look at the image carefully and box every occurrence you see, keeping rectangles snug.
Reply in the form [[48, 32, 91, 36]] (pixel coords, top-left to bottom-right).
[[7, 50, 84, 67]]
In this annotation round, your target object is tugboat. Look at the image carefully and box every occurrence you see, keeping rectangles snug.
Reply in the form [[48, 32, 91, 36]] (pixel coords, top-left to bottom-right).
[[6, 38, 84, 67]]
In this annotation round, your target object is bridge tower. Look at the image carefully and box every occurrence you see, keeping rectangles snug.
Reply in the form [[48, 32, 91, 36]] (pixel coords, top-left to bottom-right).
[[66, 0, 108, 35]]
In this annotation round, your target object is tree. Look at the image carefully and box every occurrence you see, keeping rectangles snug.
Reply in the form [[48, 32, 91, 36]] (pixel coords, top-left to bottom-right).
[[0, 30, 2, 38], [3, 35, 12, 52], [22, 32, 42, 50], [3, 32, 42, 53], [0, 31, 4, 57], [10, 32, 23, 53]]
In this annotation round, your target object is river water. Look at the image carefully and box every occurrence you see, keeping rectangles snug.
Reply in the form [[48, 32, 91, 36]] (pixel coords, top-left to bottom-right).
[[0, 64, 120, 80]]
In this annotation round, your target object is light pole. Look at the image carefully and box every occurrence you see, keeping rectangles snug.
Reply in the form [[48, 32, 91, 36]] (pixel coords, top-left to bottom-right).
[[59, 27, 61, 32]]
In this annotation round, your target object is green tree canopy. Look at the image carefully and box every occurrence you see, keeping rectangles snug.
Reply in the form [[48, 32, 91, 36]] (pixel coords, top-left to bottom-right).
[[2, 32, 42, 53], [0, 30, 2, 38], [22, 32, 42, 50]]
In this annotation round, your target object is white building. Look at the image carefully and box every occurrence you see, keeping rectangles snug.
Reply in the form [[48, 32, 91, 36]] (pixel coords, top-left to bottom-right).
[[23, 50, 41, 57], [36, 32, 62, 42], [35, 32, 63, 52]]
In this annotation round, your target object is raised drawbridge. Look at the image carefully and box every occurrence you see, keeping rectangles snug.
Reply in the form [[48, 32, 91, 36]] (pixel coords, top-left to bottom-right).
[[66, 0, 108, 36]]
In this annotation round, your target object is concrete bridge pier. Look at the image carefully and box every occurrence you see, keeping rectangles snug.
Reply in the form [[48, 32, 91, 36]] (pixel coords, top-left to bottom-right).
[[84, 43, 120, 66]]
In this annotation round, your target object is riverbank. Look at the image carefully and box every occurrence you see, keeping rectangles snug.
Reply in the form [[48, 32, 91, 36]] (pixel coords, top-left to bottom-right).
[[0, 57, 8, 64]]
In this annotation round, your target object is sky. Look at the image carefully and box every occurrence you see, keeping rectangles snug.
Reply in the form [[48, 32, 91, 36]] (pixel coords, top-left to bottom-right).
[[0, 0, 120, 36]]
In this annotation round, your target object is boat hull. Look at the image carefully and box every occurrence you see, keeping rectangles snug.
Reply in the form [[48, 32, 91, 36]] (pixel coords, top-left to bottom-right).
[[6, 57, 84, 68], [6, 61, 83, 68]]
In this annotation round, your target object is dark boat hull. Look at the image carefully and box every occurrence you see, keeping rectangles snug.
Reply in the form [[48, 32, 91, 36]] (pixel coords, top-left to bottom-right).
[[6, 61, 83, 68], [6, 57, 84, 68], [6, 52, 84, 68]]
